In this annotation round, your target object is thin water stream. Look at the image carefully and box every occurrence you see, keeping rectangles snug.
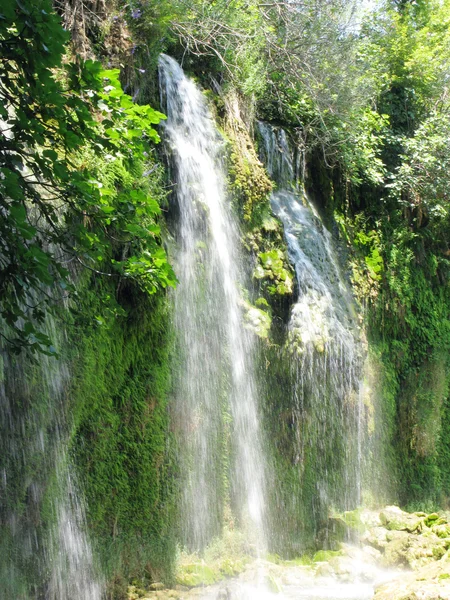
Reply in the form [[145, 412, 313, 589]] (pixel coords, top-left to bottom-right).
[[0, 312, 102, 599], [258, 122, 365, 515]]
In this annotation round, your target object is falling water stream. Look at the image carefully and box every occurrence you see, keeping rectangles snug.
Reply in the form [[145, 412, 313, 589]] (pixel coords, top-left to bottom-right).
[[258, 122, 365, 515], [159, 54, 267, 552], [0, 313, 103, 599]]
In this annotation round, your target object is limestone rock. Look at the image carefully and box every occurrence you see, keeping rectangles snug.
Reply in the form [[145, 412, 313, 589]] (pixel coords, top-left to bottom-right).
[[380, 506, 424, 533], [374, 557, 450, 600], [314, 562, 335, 577], [381, 530, 411, 568], [405, 533, 448, 569], [360, 509, 383, 528], [433, 524, 450, 539], [362, 545, 383, 563], [363, 526, 389, 550]]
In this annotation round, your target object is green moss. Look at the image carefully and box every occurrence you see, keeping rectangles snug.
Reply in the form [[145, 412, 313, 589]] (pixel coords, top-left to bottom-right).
[[242, 300, 272, 339], [256, 250, 294, 296], [223, 98, 273, 226], [68, 277, 177, 592]]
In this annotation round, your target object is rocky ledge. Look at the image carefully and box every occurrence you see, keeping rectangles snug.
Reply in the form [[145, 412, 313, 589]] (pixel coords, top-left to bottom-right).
[[127, 506, 450, 600], [360, 505, 450, 599]]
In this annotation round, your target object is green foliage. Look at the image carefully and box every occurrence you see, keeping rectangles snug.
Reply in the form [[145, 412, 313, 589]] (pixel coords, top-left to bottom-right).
[[0, 0, 175, 355]]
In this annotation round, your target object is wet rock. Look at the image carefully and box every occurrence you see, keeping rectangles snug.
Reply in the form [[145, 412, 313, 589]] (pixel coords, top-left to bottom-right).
[[362, 545, 383, 563], [405, 532, 448, 569], [381, 530, 410, 568], [363, 526, 389, 550], [374, 557, 450, 600], [360, 509, 383, 528], [380, 506, 424, 533], [341, 509, 366, 533]]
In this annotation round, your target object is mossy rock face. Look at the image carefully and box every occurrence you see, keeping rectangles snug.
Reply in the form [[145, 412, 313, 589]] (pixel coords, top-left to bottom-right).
[[330, 509, 365, 538], [405, 533, 448, 569], [380, 506, 424, 533], [380, 528, 448, 570], [242, 300, 272, 339], [343, 509, 366, 533], [255, 249, 294, 296], [363, 526, 389, 550], [381, 531, 411, 568], [424, 513, 441, 527], [222, 91, 273, 226], [432, 524, 450, 539]]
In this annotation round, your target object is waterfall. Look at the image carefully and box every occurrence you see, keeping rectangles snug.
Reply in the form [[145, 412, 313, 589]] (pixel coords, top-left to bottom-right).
[[48, 457, 103, 600], [159, 55, 267, 551], [0, 312, 102, 598], [258, 122, 365, 524]]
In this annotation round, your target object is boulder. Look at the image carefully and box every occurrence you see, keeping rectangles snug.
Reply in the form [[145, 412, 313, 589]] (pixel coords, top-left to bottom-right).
[[360, 509, 383, 528], [363, 526, 389, 550], [381, 530, 411, 568], [362, 545, 383, 563], [405, 532, 448, 569], [314, 562, 335, 577], [380, 506, 424, 533]]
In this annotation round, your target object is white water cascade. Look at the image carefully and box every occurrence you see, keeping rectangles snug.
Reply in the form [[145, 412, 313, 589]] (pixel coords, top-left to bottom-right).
[[159, 55, 267, 551], [258, 122, 365, 518], [0, 314, 103, 599]]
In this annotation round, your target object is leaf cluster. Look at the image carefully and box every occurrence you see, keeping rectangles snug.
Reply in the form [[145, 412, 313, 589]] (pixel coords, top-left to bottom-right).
[[0, 0, 176, 354]]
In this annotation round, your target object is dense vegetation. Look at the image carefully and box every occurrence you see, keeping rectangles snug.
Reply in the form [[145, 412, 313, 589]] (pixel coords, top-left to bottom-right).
[[0, 0, 175, 354], [1, 0, 450, 597]]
